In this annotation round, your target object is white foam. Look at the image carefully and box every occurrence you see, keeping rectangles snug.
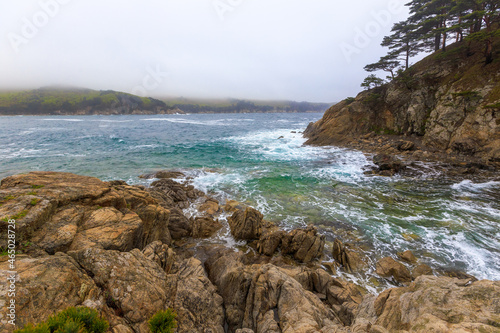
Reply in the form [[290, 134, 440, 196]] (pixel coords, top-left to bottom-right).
[[451, 180, 500, 192]]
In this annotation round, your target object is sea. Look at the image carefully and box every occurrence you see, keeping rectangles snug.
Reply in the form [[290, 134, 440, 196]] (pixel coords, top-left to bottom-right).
[[1, 113, 499, 288]]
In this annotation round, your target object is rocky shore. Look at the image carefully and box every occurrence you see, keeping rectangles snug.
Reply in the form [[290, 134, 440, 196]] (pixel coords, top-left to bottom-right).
[[1, 171, 499, 333]]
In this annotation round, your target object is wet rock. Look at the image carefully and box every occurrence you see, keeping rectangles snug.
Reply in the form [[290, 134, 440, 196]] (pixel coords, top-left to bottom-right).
[[375, 257, 412, 284], [228, 206, 264, 240], [412, 264, 433, 279], [332, 239, 368, 273], [256, 229, 286, 256], [372, 154, 404, 176], [198, 198, 220, 216], [224, 199, 244, 212], [154, 170, 185, 179], [281, 225, 325, 263], [396, 250, 418, 264]]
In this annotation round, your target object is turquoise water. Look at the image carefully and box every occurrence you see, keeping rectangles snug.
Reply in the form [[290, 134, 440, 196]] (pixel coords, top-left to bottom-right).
[[0, 113, 499, 282]]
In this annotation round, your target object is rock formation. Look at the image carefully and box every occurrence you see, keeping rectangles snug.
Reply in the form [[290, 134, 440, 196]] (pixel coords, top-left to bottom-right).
[[1, 171, 499, 333]]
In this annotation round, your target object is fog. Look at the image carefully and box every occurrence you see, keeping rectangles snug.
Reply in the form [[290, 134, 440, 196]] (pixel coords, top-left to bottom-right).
[[1, 0, 412, 102]]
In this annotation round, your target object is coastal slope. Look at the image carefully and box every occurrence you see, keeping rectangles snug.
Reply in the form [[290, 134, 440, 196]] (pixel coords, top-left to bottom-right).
[[304, 37, 500, 164]]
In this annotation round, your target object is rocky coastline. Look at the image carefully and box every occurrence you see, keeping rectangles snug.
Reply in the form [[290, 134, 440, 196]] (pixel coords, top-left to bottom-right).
[[1, 171, 499, 333]]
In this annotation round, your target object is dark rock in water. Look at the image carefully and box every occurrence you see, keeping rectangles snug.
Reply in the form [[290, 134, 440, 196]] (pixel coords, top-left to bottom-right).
[[139, 170, 185, 179], [375, 257, 412, 284], [372, 154, 405, 176], [277, 136, 284, 139]]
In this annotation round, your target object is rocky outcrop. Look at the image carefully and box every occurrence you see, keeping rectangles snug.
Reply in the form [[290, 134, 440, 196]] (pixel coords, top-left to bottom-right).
[[1, 171, 499, 333], [304, 39, 500, 165], [355, 276, 500, 332]]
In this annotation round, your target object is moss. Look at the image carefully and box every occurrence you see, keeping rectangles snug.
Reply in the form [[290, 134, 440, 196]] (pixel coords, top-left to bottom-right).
[[484, 102, 500, 109], [3, 209, 29, 222], [27, 191, 37, 195], [31, 185, 44, 189], [30, 199, 39, 206]]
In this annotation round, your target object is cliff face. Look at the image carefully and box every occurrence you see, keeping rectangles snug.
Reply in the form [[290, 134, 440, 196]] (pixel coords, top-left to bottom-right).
[[305, 38, 500, 162]]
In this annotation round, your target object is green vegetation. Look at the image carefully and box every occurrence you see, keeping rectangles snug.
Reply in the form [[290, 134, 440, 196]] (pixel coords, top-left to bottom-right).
[[164, 97, 330, 114], [362, 1, 499, 88], [452, 90, 481, 100], [344, 97, 356, 105], [2, 209, 29, 222], [30, 198, 40, 206], [148, 309, 177, 333], [0, 87, 169, 115], [14, 307, 109, 333], [361, 75, 385, 90], [31, 185, 45, 189], [484, 102, 500, 108]]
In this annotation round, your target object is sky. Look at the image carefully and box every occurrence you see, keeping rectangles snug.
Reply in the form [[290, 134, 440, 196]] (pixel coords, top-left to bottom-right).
[[0, 0, 415, 103]]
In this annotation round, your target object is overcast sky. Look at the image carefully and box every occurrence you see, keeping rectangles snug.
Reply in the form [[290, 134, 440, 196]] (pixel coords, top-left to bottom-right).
[[0, 0, 414, 102]]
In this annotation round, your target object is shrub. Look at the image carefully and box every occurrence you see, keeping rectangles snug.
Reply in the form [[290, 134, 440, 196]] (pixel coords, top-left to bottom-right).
[[14, 307, 108, 333], [148, 309, 177, 333]]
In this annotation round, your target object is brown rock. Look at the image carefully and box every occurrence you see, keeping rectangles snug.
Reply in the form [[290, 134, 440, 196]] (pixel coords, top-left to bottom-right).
[[0, 253, 102, 332], [198, 198, 220, 215], [173, 258, 225, 333], [256, 229, 286, 256], [397, 140, 415, 151], [375, 257, 412, 284], [332, 239, 368, 273], [281, 225, 325, 263], [154, 170, 185, 179], [69, 248, 169, 332], [368, 276, 500, 332], [192, 216, 223, 238], [397, 250, 418, 264], [228, 206, 264, 240], [224, 199, 243, 212], [412, 263, 433, 279], [142, 241, 175, 273]]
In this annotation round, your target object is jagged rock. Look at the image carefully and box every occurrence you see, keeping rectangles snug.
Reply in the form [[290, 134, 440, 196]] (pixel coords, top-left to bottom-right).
[[167, 207, 192, 239], [281, 225, 325, 263], [142, 241, 175, 273], [235, 329, 254, 333], [332, 239, 368, 273], [375, 257, 412, 284], [0, 253, 102, 332], [412, 263, 433, 279], [69, 247, 169, 333], [154, 170, 185, 179], [198, 198, 220, 215], [396, 250, 418, 264], [256, 229, 286, 256], [368, 276, 500, 332], [192, 216, 223, 238], [228, 206, 264, 240], [173, 258, 225, 333]]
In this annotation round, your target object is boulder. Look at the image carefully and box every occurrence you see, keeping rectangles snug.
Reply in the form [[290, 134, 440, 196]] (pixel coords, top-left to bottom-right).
[[375, 257, 412, 284], [198, 198, 220, 216], [224, 200, 244, 212], [412, 263, 433, 279], [192, 216, 223, 238], [167, 208, 192, 239], [332, 239, 368, 273], [228, 206, 264, 240], [396, 140, 415, 151], [372, 154, 404, 176], [281, 225, 325, 263], [396, 250, 418, 264]]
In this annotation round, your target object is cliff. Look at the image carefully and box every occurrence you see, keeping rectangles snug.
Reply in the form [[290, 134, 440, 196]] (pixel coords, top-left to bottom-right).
[[1, 172, 499, 333], [305, 36, 500, 164]]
